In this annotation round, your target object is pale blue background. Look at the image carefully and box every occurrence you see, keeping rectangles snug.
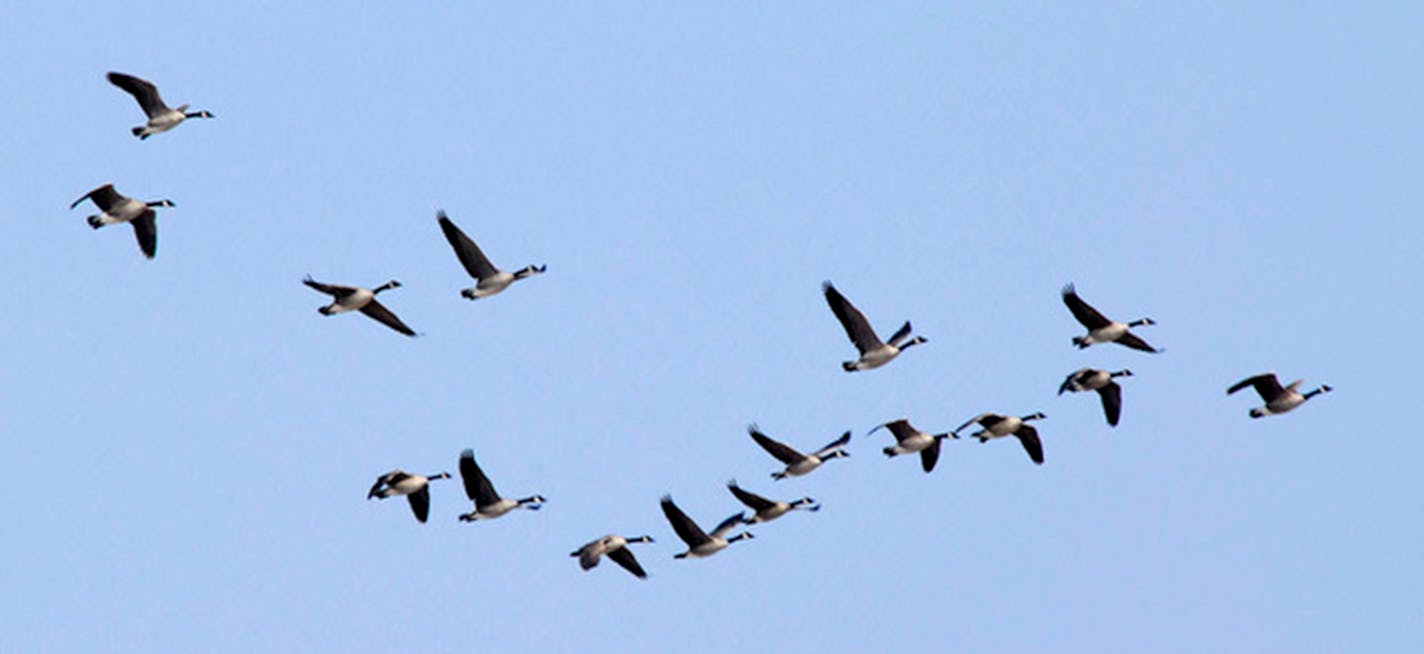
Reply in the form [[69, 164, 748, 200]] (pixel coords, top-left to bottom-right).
[[2, 3, 1420, 652]]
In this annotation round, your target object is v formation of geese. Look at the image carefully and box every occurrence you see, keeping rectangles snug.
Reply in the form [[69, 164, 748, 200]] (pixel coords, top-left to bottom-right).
[[80, 69, 1334, 580]]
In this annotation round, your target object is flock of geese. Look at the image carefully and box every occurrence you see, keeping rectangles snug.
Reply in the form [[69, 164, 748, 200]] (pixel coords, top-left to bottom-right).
[[77, 71, 1335, 580]]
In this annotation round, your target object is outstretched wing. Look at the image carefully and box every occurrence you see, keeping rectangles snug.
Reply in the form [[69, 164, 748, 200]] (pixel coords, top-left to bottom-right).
[[1114, 331, 1159, 353], [919, 439, 942, 473], [709, 512, 747, 539], [1062, 284, 1111, 330], [748, 425, 805, 464], [814, 430, 851, 457], [823, 281, 883, 353], [406, 486, 431, 523], [879, 419, 918, 443], [607, 547, 648, 579], [71, 184, 123, 211], [1228, 373, 1283, 401], [1098, 383, 1123, 427], [460, 449, 501, 507], [130, 210, 157, 259], [727, 482, 776, 512], [107, 71, 168, 117], [660, 496, 709, 546], [437, 211, 499, 280], [359, 299, 417, 337], [302, 277, 356, 298], [954, 413, 996, 435], [1016, 425, 1045, 465]]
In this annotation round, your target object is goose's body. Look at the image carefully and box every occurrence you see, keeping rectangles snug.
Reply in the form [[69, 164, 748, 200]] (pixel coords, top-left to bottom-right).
[[1061, 284, 1160, 352], [955, 412, 1046, 465], [1059, 368, 1133, 427], [457, 449, 544, 521], [367, 470, 451, 523], [727, 481, 818, 524], [70, 183, 172, 258], [1228, 373, 1332, 418], [106, 72, 213, 139], [660, 495, 752, 559], [437, 211, 545, 300], [303, 277, 417, 337], [823, 281, 926, 371], [871, 418, 954, 472], [571, 534, 654, 578], [747, 424, 850, 480]]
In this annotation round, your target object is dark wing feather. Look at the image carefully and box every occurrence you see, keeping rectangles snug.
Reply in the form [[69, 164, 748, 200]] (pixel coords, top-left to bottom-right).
[[437, 212, 499, 280], [814, 430, 852, 456], [1062, 284, 1111, 329], [954, 413, 998, 434], [1228, 373, 1283, 400], [131, 210, 157, 259], [919, 439, 942, 473], [885, 321, 913, 347], [660, 496, 709, 546], [407, 486, 431, 523], [1016, 425, 1045, 465], [881, 419, 918, 443], [823, 281, 883, 353], [72, 184, 122, 211], [107, 71, 168, 116], [748, 426, 805, 464], [460, 450, 501, 507], [359, 299, 417, 337], [1113, 331, 1159, 353], [727, 483, 776, 512], [710, 513, 746, 538], [302, 277, 356, 298], [367, 472, 395, 499], [606, 546, 648, 579], [1098, 383, 1123, 427]]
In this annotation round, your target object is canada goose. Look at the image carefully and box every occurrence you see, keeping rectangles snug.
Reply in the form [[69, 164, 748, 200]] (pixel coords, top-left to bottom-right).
[[1227, 373, 1332, 418], [747, 424, 850, 480], [726, 480, 819, 524], [1061, 284, 1161, 352], [870, 418, 955, 473], [1058, 368, 1133, 427], [457, 449, 545, 521], [823, 281, 926, 371], [106, 71, 213, 139], [70, 183, 173, 259], [437, 211, 545, 300], [367, 470, 451, 524], [660, 495, 753, 559], [954, 412, 1046, 465], [571, 534, 655, 579], [303, 276, 417, 337]]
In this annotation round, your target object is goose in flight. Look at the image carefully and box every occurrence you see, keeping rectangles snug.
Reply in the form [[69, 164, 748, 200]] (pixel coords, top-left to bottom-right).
[[106, 71, 213, 139], [1059, 368, 1133, 427], [457, 449, 545, 521], [437, 211, 545, 300], [726, 481, 819, 524], [571, 534, 654, 579], [1061, 284, 1160, 352], [954, 412, 1046, 465], [746, 424, 850, 480], [303, 277, 417, 337], [1227, 373, 1332, 418], [870, 418, 954, 473], [367, 469, 451, 524], [70, 183, 173, 259], [823, 281, 926, 371], [660, 495, 753, 559]]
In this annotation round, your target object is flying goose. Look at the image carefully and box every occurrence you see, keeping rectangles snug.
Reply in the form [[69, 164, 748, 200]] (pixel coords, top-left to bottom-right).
[[726, 480, 819, 524], [70, 183, 173, 259], [870, 418, 954, 473], [823, 281, 927, 371], [367, 469, 451, 524], [457, 448, 545, 521], [1059, 368, 1133, 427], [437, 211, 545, 300], [1227, 373, 1332, 418], [1061, 284, 1161, 352], [303, 276, 417, 337], [571, 534, 655, 579], [660, 495, 753, 559], [954, 412, 1046, 465], [747, 424, 850, 480], [106, 71, 213, 139]]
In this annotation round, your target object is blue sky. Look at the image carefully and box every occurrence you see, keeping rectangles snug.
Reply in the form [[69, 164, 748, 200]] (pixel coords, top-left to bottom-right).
[[2, 2, 1421, 652]]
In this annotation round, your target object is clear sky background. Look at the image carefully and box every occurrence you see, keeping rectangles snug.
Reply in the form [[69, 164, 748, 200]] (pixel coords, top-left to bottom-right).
[[2, 2, 1420, 652]]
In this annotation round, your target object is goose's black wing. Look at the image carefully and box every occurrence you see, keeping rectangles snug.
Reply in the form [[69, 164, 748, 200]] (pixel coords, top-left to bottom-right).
[[460, 449, 501, 508], [303, 277, 357, 298], [1114, 331, 1159, 353], [814, 430, 852, 457], [606, 547, 648, 579], [107, 71, 168, 117], [727, 482, 776, 512], [71, 184, 123, 211], [823, 281, 882, 353], [407, 486, 431, 523], [437, 211, 499, 280], [131, 210, 157, 259], [660, 496, 709, 546], [1098, 383, 1123, 427], [1228, 373, 1284, 401], [1062, 284, 1111, 329], [880, 419, 918, 443], [359, 299, 417, 337], [748, 425, 805, 465], [1016, 425, 1045, 465], [919, 439, 942, 473]]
